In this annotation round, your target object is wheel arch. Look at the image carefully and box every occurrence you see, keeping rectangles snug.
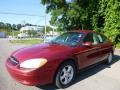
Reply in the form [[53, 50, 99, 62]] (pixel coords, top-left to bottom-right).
[[53, 58, 79, 84]]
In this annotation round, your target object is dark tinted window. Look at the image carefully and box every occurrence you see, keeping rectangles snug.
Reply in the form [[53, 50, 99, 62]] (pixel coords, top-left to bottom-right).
[[101, 34, 107, 42], [97, 34, 107, 43], [97, 34, 103, 43], [83, 33, 94, 43], [93, 33, 100, 45], [83, 32, 100, 45]]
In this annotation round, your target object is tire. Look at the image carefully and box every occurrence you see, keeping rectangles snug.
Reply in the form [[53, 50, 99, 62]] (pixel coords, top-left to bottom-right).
[[106, 52, 113, 65], [55, 61, 76, 88]]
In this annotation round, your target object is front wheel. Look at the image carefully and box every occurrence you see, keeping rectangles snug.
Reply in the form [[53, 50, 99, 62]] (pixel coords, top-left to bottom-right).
[[55, 61, 76, 88]]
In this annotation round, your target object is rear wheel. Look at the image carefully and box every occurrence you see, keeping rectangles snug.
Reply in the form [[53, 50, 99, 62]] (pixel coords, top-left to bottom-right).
[[106, 52, 113, 65], [55, 61, 76, 88]]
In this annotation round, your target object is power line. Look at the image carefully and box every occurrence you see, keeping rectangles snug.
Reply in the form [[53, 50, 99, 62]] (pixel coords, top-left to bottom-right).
[[0, 11, 45, 17], [0, 11, 47, 37]]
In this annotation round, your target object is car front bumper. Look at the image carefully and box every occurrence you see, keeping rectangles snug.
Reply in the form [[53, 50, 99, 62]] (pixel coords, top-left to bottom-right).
[[5, 58, 54, 86]]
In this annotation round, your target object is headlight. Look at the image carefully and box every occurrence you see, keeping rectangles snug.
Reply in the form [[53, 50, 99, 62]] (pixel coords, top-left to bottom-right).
[[20, 58, 47, 69]]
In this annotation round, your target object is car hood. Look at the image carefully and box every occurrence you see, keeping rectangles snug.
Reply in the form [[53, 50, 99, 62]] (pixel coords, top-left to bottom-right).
[[12, 43, 73, 63]]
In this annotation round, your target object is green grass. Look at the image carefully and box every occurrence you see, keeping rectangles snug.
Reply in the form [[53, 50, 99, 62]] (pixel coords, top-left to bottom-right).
[[12, 31, 20, 36], [9, 39, 120, 49], [10, 39, 43, 45]]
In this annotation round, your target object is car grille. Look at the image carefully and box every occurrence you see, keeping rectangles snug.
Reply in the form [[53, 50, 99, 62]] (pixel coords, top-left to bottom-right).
[[9, 56, 19, 65]]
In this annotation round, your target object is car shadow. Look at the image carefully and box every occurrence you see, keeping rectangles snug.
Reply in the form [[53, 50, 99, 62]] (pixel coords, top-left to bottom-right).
[[36, 55, 120, 90]]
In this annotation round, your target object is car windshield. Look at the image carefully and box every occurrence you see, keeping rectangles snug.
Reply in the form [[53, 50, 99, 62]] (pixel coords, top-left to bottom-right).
[[50, 32, 83, 46]]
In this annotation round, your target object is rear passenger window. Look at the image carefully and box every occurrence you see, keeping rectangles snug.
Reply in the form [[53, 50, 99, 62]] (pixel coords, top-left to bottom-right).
[[101, 34, 107, 42], [83, 33, 100, 45], [97, 34, 107, 43], [97, 34, 103, 43], [93, 33, 100, 45]]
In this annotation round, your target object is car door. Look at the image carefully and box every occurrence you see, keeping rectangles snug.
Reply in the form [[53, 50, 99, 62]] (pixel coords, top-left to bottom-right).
[[96, 34, 113, 61], [76, 32, 101, 69]]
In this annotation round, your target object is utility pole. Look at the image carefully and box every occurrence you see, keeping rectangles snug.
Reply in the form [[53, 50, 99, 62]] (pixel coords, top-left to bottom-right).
[[44, 14, 47, 42]]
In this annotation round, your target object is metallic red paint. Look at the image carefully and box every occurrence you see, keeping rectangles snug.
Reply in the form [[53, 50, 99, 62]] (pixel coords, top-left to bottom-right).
[[5, 30, 114, 86]]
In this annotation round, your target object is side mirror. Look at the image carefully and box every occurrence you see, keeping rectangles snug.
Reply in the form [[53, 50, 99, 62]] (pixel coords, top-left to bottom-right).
[[83, 42, 92, 47]]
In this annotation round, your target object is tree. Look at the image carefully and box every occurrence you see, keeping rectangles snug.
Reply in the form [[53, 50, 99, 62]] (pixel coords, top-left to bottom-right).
[[5, 23, 12, 34], [0, 22, 12, 34], [28, 30, 37, 37], [25, 23, 32, 26], [17, 24, 22, 30], [6, 23, 12, 29], [0, 22, 5, 29], [12, 24, 17, 30], [99, 0, 120, 44], [40, 0, 120, 46], [41, 0, 99, 30]]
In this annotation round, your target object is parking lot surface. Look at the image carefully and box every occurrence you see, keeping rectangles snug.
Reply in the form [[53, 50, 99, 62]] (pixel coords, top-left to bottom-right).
[[0, 38, 120, 90]]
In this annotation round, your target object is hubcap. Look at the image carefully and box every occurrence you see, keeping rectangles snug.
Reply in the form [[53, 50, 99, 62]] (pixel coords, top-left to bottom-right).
[[60, 65, 74, 85], [108, 53, 112, 63]]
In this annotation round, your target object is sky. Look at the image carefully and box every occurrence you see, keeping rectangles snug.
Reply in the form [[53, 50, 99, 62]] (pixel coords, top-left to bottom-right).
[[0, 0, 51, 26]]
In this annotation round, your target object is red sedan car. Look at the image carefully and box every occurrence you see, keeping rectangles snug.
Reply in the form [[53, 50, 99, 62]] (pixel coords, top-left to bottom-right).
[[6, 30, 114, 88]]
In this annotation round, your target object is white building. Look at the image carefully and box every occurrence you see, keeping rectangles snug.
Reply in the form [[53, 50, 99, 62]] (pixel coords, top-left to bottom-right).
[[18, 26, 44, 38], [20, 26, 44, 32]]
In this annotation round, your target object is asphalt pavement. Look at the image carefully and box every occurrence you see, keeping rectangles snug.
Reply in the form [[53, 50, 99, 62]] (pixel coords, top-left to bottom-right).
[[0, 38, 120, 90]]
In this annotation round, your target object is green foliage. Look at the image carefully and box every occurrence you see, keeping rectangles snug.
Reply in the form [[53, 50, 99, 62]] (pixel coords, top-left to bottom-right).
[[0, 22, 12, 35], [0, 22, 22, 35], [17, 24, 22, 30], [99, 0, 120, 44], [10, 39, 43, 45], [8, 31, 20, 36], [41, 0, 99, 30], [27, 30, 37, 37], [43, 26, 52, 33], [40, 0, 120, 46]]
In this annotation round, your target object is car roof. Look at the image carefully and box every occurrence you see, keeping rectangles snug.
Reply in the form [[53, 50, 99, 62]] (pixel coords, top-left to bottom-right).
[[69, 30, 96, 34]]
